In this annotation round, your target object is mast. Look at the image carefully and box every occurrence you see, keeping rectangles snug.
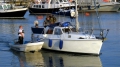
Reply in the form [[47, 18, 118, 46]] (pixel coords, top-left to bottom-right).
[[75, 0, 79, 32]]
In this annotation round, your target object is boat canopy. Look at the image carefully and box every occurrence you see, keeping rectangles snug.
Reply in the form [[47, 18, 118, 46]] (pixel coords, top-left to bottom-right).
[[46, 22, 72, 28], [31, 27, 45, 34]]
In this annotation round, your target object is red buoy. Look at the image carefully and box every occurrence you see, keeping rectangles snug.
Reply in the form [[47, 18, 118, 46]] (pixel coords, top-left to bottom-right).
[[37, 15, 43, 20], [85, 12, 90, 16]]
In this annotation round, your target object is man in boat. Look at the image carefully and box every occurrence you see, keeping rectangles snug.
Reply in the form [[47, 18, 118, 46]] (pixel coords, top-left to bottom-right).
[[18, 25, 24, 44]]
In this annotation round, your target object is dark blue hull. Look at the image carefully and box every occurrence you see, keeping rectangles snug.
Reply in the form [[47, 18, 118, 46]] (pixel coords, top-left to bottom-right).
[[0, 10, 27, 18], [28, 8, 60, 14], [28, 6, 75, 14], [52, 11, 71, 16]]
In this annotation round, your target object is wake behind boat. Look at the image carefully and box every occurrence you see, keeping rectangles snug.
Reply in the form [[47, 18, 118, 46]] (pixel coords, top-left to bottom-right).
[[0, 3, 28, 18]]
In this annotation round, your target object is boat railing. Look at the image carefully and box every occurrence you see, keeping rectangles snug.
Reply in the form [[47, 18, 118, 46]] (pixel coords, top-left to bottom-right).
[[81, 28, 109, 40]]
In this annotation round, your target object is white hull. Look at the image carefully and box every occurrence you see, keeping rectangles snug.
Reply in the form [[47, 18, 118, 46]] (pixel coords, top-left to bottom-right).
[[43, 39, 102, 55], [79, 4, 120, 12], [9, 42, 44, 52], [78, 1, 120, 12], [97, 5, 120, 11]]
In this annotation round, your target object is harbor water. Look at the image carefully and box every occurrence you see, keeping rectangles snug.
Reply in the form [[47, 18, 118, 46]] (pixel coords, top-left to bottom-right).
[[0, 11, 120, 67]]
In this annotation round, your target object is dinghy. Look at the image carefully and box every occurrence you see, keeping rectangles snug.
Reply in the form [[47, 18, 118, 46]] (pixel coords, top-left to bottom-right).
[[9, 27, 44, 52], [9, 41, 44, 52]]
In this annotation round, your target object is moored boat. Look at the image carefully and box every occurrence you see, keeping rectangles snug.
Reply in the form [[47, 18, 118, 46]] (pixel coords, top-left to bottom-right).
[[0, 3, 28, 18], [31, 0, 109, 55], [78, 0, 120, 12], [31, 21, 109, 55], [28, 0, 75, 14]]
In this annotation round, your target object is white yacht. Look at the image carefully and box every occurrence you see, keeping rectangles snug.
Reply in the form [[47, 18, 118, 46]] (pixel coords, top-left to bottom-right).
[[31, 0, 109, 55]]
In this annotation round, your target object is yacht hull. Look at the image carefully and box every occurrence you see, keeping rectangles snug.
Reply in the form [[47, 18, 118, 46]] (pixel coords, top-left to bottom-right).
[[43, 39, 103, 55], [29, 7, 59, 14]]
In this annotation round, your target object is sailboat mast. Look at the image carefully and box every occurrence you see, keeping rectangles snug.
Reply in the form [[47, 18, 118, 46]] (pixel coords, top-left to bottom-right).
[[75, 0, 79, 32]]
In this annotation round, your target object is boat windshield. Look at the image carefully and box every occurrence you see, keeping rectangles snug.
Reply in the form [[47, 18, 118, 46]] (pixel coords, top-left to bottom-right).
[[3, 5, 8, 9], [0, 5, 3, 9], [63, 0, 67, 2], [1, 4, 11, 10], [6, 4, 11, 9], [62, 28, 70, 33], [54, 28, 62, 35], [116, 0, 120, 2], [33, 4, 43, 8], [62, 28, 76, 33]]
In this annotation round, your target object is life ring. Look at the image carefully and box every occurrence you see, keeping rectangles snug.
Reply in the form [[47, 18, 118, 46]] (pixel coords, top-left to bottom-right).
[[48, 39, 52, 47], [59, 40, 63, 49]]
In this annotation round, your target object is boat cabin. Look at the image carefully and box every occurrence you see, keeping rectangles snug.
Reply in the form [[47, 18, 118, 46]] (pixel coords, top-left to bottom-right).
[[31, 0, 74, 8], [0, 3, 13, 10], [45, 22, 76, 35], [31, 22, 75, 35], [53, 26, 76, 35], [31, 22, 96, 39]]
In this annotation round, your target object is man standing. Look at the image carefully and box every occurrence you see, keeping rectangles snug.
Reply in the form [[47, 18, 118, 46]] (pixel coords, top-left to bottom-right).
[[18, 25, 24, 44], [43, 16, 51, 27]]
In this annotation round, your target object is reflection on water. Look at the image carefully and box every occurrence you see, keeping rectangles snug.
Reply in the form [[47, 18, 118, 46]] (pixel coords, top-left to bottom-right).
[[12, 50, 102, 67], [12, 51, 44, 67]]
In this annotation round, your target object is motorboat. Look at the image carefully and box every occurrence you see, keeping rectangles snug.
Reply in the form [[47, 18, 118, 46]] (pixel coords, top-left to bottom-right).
[[28, 0, 75, 14], [9, 27, 44, 52], [31, 21, 108, 55], [31, 0, 109, 55], [0, 3, 28, 18]]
